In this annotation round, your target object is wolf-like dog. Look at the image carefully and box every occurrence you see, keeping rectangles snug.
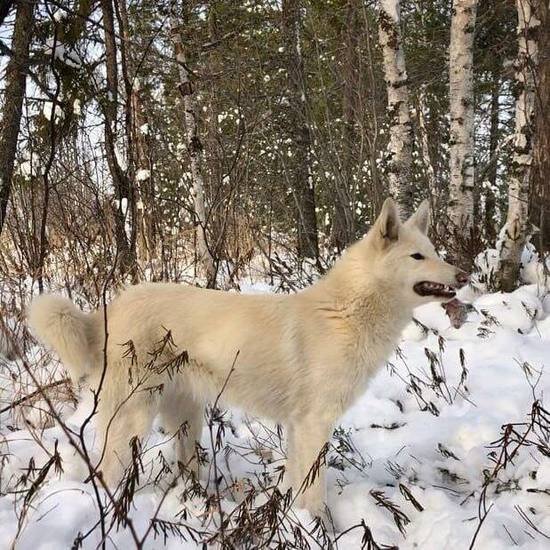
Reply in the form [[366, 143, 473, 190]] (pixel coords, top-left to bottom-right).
[[28, 198, 467, 518]]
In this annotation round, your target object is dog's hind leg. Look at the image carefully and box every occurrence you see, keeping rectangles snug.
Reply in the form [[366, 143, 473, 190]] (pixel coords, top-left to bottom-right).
[[158, 387, 204, 476], [96, 383, 155, 489]]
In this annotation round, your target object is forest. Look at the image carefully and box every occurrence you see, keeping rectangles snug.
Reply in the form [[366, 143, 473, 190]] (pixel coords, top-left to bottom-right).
[[1, 1, 550, 549]]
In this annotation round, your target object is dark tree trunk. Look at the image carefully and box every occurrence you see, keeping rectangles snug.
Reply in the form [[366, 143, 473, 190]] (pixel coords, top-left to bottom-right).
[[99, 0, 137, 278], [332, 0, 358, 252], [116, 0, 156, 265], [531, 0, 550, 254], [0, 0, 35, 234], [282, 0, 319, 260]]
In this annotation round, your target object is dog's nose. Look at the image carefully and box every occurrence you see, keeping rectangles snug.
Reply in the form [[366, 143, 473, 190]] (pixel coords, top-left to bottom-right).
[[456, 271, 469, 286]]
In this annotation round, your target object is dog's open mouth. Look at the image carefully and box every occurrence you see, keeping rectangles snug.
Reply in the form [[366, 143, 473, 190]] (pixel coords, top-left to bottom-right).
[[413, 281, 456, 298]]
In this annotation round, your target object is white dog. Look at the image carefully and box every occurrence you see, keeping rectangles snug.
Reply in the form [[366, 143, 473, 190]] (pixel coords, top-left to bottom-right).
[[28, 198, 467, 517]]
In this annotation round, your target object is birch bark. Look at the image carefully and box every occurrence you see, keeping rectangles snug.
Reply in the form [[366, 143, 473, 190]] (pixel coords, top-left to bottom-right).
[[447, 0, 477, 265], [171, 4, 217, 287], [498, 0, 540, 291], [378, 0, 414, 217]]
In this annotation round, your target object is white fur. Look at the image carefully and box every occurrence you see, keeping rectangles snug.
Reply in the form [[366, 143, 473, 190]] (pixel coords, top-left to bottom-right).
[[28, 199, 463, 517]]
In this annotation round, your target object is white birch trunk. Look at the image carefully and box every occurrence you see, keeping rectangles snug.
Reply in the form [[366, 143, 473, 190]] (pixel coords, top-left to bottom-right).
[[378, 0, 414, 217], [170, 14, 216, 287], [448, 0, 477, 262], [498, 0, 540, 291]]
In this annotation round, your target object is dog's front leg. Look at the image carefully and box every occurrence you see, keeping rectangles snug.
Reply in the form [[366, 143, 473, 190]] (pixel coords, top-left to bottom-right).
[[286, 415, 333, 520]]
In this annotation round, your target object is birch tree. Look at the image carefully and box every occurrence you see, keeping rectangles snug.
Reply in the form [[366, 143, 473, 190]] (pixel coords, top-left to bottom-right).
[[447, 0, 477, 267], [378, 0, 414, 217], [171, 2, 217, 287], [498, 0, 540, 291], [0, 0, 35, 234]]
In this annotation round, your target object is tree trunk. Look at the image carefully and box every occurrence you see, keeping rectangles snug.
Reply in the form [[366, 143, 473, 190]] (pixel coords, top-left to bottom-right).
[[485, 72, 500, 243], [282, 0, 319, 260], [99, 0, 137, 278], [498, 0, 540, 291], [331, 0, 358, 252], [205, 3, 227, 265], [530, 0, 550, 255], [447, 0, 478, 268], [171, 3, 217, 287], [378, 0, 414, 217], [132, 84, 157, 265], [416, 87, 437, 201], [0, 0, 35, 234], [117, 0, 157, 266]]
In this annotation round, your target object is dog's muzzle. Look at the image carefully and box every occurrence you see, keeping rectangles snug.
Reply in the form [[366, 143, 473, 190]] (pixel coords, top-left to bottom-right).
[[413, 270, 469, 299]]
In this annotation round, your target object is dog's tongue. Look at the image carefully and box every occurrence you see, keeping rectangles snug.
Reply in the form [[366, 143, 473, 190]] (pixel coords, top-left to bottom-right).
[[442, 298, 470, 329]]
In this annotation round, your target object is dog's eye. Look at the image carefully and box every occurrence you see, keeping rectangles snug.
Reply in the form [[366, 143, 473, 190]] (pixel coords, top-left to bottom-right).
[[410, 253, 424, 260]]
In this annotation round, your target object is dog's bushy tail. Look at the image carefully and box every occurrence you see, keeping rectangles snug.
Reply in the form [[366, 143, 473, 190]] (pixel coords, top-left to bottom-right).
[[28, 294, 97, 381]]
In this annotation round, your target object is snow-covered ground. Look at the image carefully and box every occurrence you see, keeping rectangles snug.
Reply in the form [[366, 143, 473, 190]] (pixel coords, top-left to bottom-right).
[[1, 281, 550, 549]]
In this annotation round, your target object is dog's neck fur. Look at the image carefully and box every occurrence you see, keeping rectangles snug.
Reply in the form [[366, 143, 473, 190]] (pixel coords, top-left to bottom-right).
[[308, 238, 415, 358], [299, 242, 413, 412], [318, 236, 413, 317]]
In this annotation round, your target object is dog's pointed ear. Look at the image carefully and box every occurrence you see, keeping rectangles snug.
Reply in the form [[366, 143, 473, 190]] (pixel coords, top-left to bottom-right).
[[374, 198, 401, 246], [407, 200, 430, 234]]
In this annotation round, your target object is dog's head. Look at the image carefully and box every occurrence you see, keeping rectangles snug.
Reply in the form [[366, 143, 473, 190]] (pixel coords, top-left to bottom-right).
[[359, 198, 468, 306]]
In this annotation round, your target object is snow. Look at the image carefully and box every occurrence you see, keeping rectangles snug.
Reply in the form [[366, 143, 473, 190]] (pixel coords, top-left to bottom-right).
[[2, 280, 550, 548], [114, 146, 128, 171], [473, 239, 548, 292], [136, 169, 151, 181], [43, 101, 64, 122], [44, 38, 83, 69], [17, 160, 38, 178]]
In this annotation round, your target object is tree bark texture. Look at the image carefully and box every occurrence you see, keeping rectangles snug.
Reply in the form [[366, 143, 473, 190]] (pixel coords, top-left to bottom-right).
[[282, 0, 319, 260], [498, 0, 540, 291], [378, 0, 414, 218], [485, 73, 500, 243], [447, 0, 478, 267], [0, 0, 35, 234], [99, 0, 137, 278], [530, 1, 550, 254], [331, 0, 359, 252], [171, 3, 217, 286]]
